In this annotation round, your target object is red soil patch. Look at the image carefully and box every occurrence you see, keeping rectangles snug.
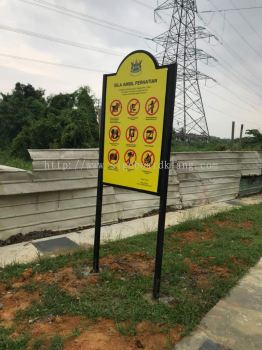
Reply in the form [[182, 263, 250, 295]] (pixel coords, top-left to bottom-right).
[[240, 239, 252, 246], [172, 227, 214, 245], [30, 315, 90, 338], [64, 319, 183, 350], [195, 275, 211, 289], [135, 321, 182, 348], [240, 221, 253, 230], [183, 257, 211, 288], [183, 257, 231, 287], [33, 266, 99, 295], [229, 256, 248, 268], [12, 316, 91, 349], [210, 266, 230, 278], [213, 220, 253, 230], [0, 289, 41, 326], [100, 253, 155, 277], [183, 258, 203, 275], [12, 266, 99, 296], [183, 258, 210, 288], [0, 283, 6, 294]]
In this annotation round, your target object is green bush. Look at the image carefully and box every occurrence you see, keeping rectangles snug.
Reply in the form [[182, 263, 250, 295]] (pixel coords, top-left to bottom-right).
[[0, 83, 99, 159]]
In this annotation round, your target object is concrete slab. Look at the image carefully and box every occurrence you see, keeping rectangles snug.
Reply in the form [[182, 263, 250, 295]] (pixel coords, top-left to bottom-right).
[[199, 340, 232, 350], [0, 194, 261, 268], [237, 193, 262, 205], [175, 259, 262, 350], [0, 242, 39, 267], [68, 201, 235, 247], [33, 237, 79, 254]]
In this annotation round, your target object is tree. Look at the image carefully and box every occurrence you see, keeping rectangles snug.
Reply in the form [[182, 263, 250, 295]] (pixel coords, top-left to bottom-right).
[[0, 83, 46, 147], [245, 129, 262, 142], [0, 83, 100, 158]]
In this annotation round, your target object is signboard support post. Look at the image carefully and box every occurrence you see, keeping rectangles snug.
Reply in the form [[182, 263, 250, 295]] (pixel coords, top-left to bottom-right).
[[153, 63, 177, 299], [93, 76, 107, 273], [93, 175, 103, 273]]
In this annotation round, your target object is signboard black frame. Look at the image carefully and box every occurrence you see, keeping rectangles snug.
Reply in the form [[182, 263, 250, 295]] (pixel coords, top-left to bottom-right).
[[93, 50, 177, 299]]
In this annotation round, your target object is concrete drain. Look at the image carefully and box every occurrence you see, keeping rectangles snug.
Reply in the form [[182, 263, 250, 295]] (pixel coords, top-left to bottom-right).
[[33, 237, 79, 254], [199, 339, 232, 350]]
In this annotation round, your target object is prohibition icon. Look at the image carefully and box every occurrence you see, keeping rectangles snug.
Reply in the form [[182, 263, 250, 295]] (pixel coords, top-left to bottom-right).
[[141, 150, 155, 168], [145, 97, 159, 116], [109, 126, 121, 142], [127, 98, 140, 116], [108, 149, 119, 165], [124, 149, 137, 166], [143, 126, 157, 144], [126, 126, 138, 143], [110, 100, 122, 116]]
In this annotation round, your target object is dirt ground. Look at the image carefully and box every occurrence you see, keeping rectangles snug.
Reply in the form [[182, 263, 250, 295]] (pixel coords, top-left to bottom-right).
[[0, 219, 252, 349], [0, 288, 41, 327], [64, 319, 182, 350], [171, 227, 214, 245], [100, 252, 155, 277], [0, 252, 182, 349], [0, 289, 182, 350], [213, 219, 253, 230]]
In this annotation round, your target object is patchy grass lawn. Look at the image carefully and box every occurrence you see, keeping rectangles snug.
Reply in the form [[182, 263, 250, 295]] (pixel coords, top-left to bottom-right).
[[0, 203, 261, 349]]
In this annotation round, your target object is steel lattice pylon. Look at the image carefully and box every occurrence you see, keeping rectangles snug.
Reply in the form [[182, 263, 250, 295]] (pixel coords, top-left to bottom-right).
[[153, 0, 216, 139]]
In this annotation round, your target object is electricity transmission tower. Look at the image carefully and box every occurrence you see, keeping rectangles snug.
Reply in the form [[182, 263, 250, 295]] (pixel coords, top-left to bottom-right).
[[153, 0, 216, 139]]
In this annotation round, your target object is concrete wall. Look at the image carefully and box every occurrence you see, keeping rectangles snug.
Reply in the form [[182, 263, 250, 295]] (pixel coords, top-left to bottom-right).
[[0, 150, 261, 240]]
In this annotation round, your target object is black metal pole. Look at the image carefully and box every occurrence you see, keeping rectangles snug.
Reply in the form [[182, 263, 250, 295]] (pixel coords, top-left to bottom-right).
[[93, 168, 103, 273], [231, 121, 235, 143], [93, 75, 107, 273], [153, 63, 177, 299], [153, 172, 169, 299], [240, 124, 244, 141]]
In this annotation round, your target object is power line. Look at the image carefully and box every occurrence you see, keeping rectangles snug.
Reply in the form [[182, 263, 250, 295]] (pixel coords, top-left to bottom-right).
[[206, 39, 262, 109], [196, 10, 262, 119], [207, 45, 262, 101], [197, 12, 262, 92], [17, 0, 150, 39], [207, 0, 262, 60], [205, 87, 260, 116], [206, 104, 262, 129], [230, 0, 262, 42], [0, 24, 126, 57], [0, 52, 106, 72], [200, 6, 262, 14], [130, 0, 153, 9]]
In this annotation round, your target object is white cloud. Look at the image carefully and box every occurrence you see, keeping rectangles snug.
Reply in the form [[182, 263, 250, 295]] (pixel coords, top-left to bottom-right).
[[0, 0, 261, 136]]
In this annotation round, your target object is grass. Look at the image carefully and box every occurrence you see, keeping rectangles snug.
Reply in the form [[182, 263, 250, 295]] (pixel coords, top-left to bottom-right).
[[0, 327, 28, 349], [0, 149, 32, 170], [0, 203, 261, 349], [172, 139, 262, 152]]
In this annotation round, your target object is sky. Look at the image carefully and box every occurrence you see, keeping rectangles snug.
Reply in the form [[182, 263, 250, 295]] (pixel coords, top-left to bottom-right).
[[0, 0, 262, 138]]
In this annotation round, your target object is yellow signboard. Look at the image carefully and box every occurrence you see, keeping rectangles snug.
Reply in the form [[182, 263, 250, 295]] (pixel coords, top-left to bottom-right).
[[93, 51, 177, 296], [102, 51, 170, 194]]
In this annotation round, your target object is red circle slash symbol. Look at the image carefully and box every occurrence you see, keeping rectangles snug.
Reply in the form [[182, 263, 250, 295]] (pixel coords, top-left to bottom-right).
[[110, 100, 122, 116], [145, 97, 159, 116], [127, 98, 140, 116], [109, 126, 121, 142], [124, 149, 137, 166], [126, 126, 138, 143], [141, 150, 155, 168], [143, 126, 157, 144], [108, 149, 119, 165]]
